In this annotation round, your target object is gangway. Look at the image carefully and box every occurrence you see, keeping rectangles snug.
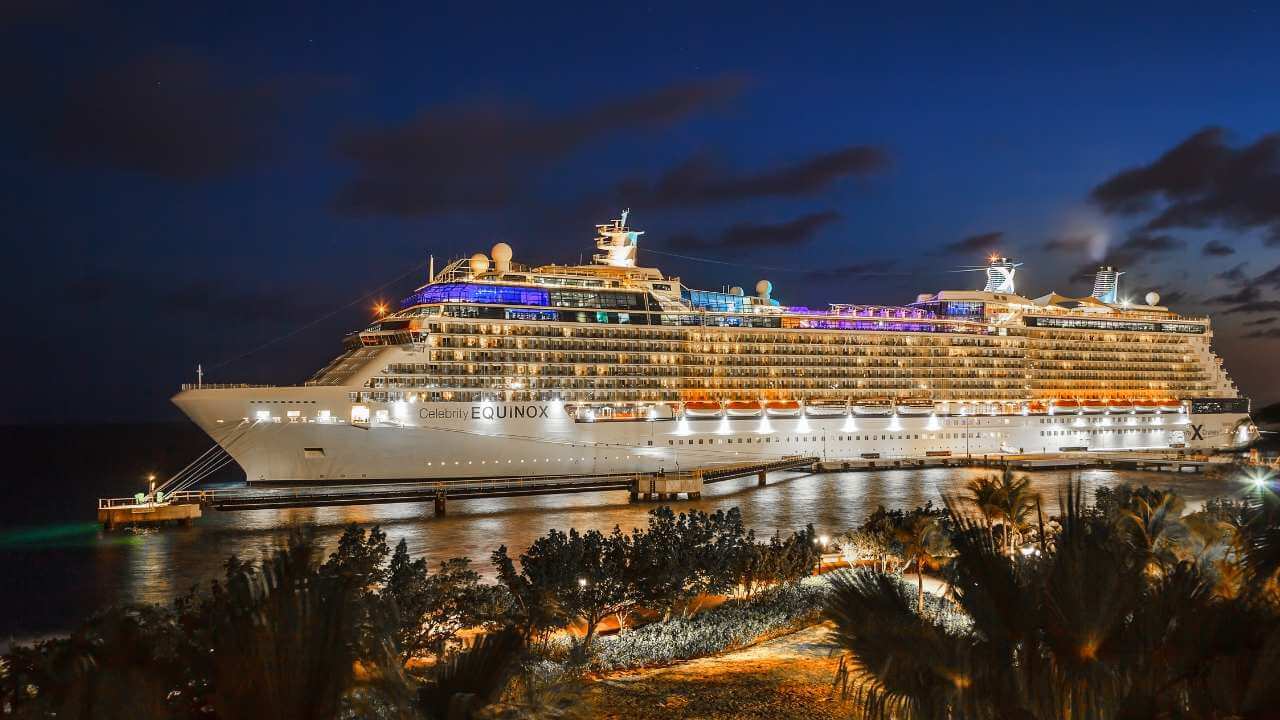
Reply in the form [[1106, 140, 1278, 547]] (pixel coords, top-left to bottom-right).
[[96, 455, 820, 529]]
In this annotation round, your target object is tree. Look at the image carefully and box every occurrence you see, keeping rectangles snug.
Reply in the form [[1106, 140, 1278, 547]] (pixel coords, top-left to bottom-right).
[[321, 523, 392, 592], [990, 468, 1037, 555], [490, 544, 565, 646], [894, 514, 948, 613], [823, 482, 1280, 719], [962, 475, 1001, 546], [385, 540, 488, 660], [523, 527, 637, 652]]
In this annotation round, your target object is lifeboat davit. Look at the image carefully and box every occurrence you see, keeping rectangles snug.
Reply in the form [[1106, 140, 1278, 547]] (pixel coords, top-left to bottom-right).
[[1051, 399, 1080, 414], [895, 399, 936, 416], [806, 398, 849, 417], [854, 399, 893, 416], [683, 401, 722, 419], [1157, 399, 1184, 413], [1081, 399, 1107, 414], [765, 400, 802, 418], [1133, 399, 1159, 413], [726, 400, 763, 418], [1108, 399, 1133, 413]]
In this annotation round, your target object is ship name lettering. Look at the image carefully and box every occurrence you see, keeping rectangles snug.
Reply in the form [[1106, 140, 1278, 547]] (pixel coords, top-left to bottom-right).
[[470, 405, 550, 420]]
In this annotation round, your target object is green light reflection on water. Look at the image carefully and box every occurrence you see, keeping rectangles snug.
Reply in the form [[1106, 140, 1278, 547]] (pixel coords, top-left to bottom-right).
[[0, 522, 141, 549]]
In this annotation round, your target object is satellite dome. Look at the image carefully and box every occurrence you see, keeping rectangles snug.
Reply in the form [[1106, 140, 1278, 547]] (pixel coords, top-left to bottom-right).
[[755, 279, 773, 297], [491, 243, 513, 271], [1145, 291, 1160, 306], [469, 253, 490, 275], [729, 286, 744, 296]]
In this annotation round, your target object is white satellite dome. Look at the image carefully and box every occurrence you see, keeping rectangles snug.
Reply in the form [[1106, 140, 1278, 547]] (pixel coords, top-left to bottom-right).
[[469, 253, 490, 275], [729, 286, 744, 296], [1145, 291, 1160, 306], [755, 279, 773, 298], [491, 243, 513, 272]]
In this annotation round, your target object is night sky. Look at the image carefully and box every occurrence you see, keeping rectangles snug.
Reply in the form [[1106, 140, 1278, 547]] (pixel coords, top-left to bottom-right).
[[4, 2, 1280, 424]]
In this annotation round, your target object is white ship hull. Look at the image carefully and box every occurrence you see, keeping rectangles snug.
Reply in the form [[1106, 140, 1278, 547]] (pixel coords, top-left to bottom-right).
[[173, 389, 1252, 483]]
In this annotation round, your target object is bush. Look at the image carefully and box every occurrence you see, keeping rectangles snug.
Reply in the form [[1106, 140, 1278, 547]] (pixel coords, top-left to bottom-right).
[[537, 576, 832, 672]]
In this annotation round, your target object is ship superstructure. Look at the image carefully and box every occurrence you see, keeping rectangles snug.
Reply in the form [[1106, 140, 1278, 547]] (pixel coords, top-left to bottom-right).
[[174, 213, 1254, 483]]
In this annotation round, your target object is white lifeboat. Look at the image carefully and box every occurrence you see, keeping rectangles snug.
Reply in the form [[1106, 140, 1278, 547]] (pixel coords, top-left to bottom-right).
[[726, 400, 763, 418], [895, 398, 936, 416], [805, 398, 849, 417], [854, 399, 893, 416]]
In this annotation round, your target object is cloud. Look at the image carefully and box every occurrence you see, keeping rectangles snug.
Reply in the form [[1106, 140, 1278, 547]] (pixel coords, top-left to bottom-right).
[[1089, 126, 1280, 246], [672, 211, 841, 250], [804, 259, 898, 279], [1043, 235, 1095, 253], [46, 49, 322, 180], [1214, 262, 1250, 285], [334, 77, 745, 216], [1206, 286, 1261, 306], [940, 231, 1005, 256], [1223, 300, 1280, 315], [1202, 240, 1236, 256], [1244, 317, 1277, 326], [1067, 233, 1186, 283], [1243, 327, 1280, 340], [1156, 289, 1190, 305], [1121, 234, 1185, 253], [615, 146, 889, 207]]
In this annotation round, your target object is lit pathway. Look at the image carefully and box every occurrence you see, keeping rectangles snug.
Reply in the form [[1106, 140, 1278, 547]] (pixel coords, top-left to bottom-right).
[[583, 623, 849, 720]]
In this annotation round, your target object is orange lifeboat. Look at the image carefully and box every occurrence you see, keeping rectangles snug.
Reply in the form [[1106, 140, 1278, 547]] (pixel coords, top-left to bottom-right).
[[1157, 399, 1184, 413], [1027, 401, 1048, 414], [1051, 399, 1080, 413], [1081, 399, 1107, 414], [1133, 398, 1159, 413], [765, 400, 802, 417], [726, 400, 764, 418], [683, 401, 722, 419], [1108, 399, 1133, 413]]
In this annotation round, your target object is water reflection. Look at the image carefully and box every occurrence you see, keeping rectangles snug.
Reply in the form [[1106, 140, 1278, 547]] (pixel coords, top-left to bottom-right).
[[1, 466, 1248, 641]]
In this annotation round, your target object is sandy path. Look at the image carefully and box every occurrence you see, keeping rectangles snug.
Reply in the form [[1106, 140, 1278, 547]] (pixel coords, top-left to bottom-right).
[[581, 623, 851, 720]]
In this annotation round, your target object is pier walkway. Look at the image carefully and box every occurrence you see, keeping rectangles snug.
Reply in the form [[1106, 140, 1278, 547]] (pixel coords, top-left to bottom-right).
[[96, 455, 819, 529]]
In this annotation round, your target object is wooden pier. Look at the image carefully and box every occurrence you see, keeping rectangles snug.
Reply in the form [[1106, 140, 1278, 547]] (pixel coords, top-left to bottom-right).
[[96, 455, 819, 529]]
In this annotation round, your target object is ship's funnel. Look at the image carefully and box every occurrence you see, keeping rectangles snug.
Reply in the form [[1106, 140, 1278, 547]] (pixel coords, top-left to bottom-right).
[[1091, 266, 1124, 304], [982, 257, 1019, 294]]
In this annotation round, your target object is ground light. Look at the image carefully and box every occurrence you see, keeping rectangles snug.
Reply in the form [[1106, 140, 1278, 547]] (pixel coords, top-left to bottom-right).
[[756, 415, 775, 434], [926, 413, 941, 431], [674, 416, 692, 436], [887, 413, 902, 432], [795, 415, 813, 433], [841, 415, 858, 432]]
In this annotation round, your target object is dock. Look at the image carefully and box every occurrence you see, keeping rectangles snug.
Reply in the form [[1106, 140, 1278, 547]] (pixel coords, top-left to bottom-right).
[[96, 455, 819, 530]]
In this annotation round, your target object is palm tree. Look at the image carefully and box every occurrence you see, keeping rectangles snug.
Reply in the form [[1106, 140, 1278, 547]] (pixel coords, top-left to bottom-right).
[[991, 468, 1037, 555], [822, 481, 1280, 719], [962, 475, 1000, 546], [1115, 491, 1188, 575], [894, 514, 948, 614]]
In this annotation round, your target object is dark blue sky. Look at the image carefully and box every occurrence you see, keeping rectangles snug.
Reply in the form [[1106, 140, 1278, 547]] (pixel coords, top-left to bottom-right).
[[4, 1, 1280, 423]]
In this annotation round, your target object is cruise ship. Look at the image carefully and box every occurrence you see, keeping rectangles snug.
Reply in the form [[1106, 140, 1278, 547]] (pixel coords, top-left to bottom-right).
[[174, 213, 1255, 483]]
